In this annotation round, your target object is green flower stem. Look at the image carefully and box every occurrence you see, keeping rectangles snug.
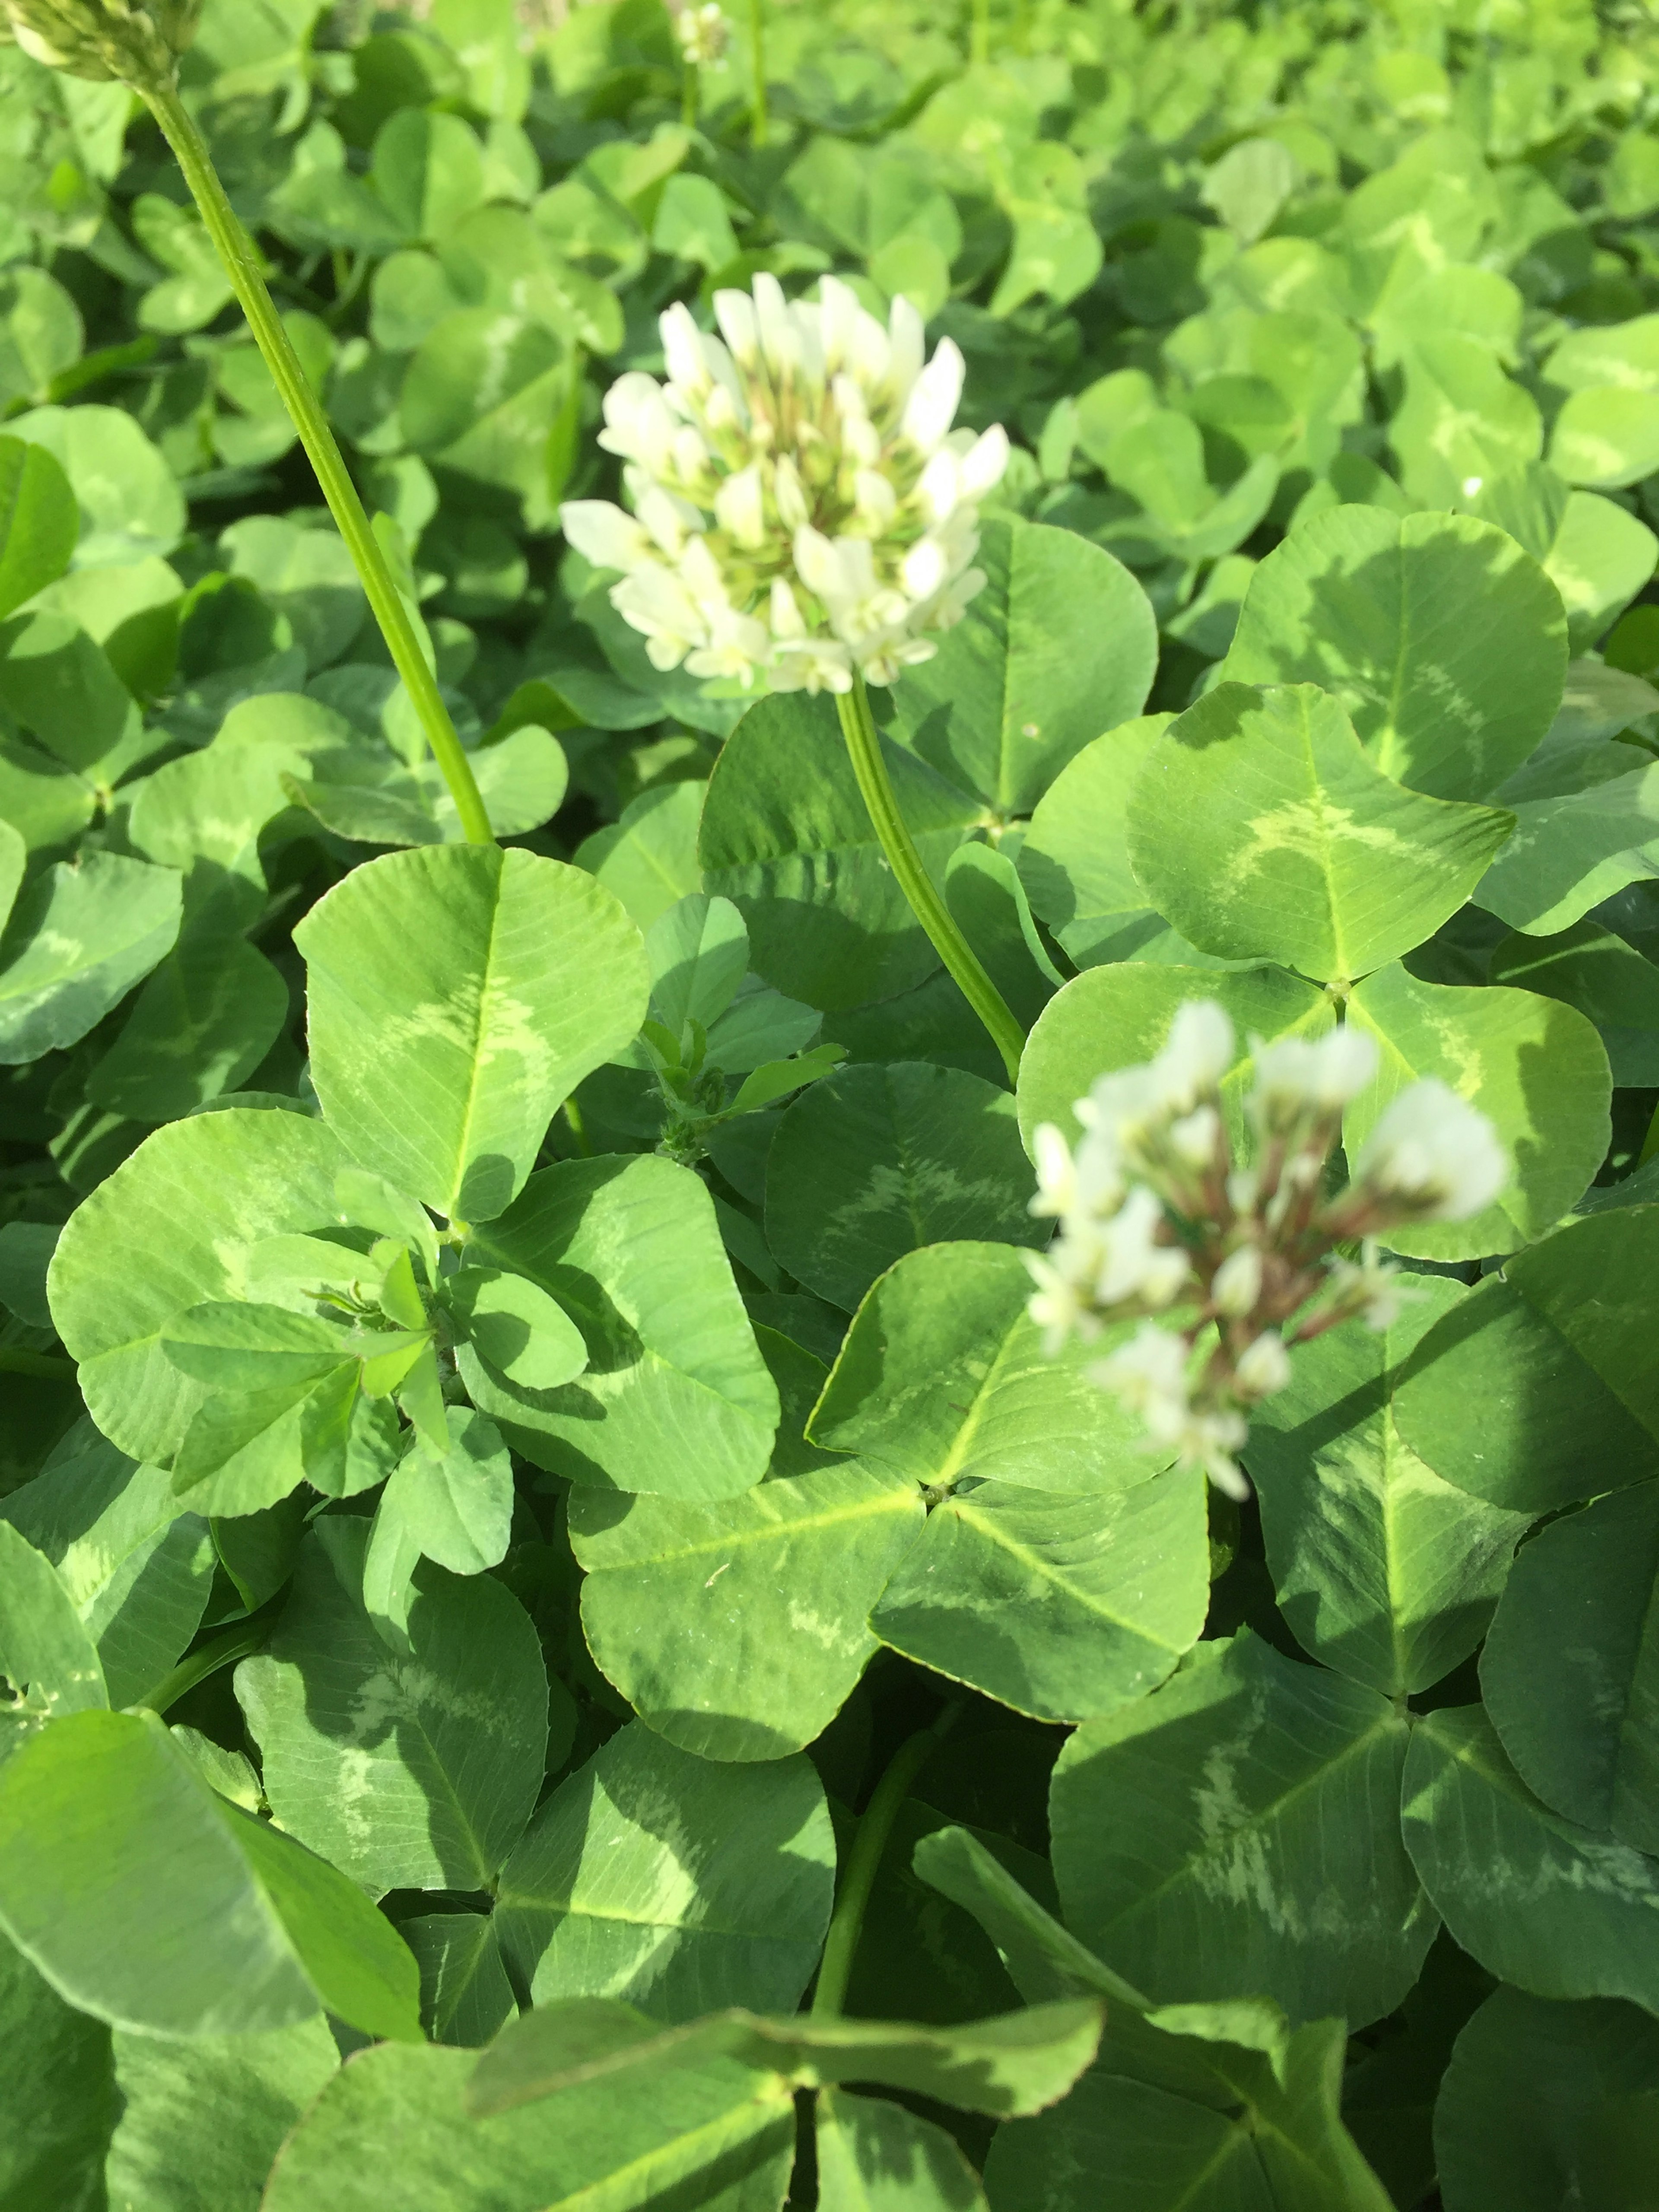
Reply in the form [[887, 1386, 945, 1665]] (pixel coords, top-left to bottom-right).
[[682, 57, 699, 126], [836, 675, 1025, 1086], [143, 1597, 286, 1718], [811, 1699, 961, 2018], [748, 0, 767, 147], [141, 78, 495, 848]]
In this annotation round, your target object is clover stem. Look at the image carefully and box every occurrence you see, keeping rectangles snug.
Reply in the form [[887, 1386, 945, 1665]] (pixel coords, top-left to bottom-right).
[[811, 1699, 962, 2019], [836, 675, 1025, 1086], [747, 0, 768, 147], [969, 0, 991, 65], [682, 57, 699, 127], [141, 79, 495, 848]]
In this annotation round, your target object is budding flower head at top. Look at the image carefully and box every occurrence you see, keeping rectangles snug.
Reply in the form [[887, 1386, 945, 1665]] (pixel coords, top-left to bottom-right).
[[0, 0, 198, 87], [675, 1, 728, 66], [559, 273, 1009, 695]]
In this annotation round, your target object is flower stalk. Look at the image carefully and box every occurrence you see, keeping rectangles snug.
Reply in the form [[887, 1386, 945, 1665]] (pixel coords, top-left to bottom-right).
[[810, 1699, 961, 2019], [141, 79, 494, 846], [747, 0, 766, 146], [837, 675, 1024, 1084]]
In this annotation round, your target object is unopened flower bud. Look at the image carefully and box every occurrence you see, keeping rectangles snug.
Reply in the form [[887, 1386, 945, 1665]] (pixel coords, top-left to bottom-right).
[[675, 0, 728, 67], [1235, 1330, 1292, 1399], [0, 0, 198, 87], [1211, 1245, 1262, 1317]]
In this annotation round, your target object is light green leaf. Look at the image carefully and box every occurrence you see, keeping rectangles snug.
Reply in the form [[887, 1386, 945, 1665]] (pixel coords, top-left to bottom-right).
[[1222, 505, 1568, 800], [377, 1405, 516, 1576], [161, 1301, 354, 1392], [916, 1834, 1395, 2206], [1390, 1206, 1659, 1513], [884, 518, 1158, 815], [0, 1707, 420, 2039], [105, 2017, 339, 2212], [575, 778, 706, 932], [0, 1521, 107, 1751], [1401, 1705, 1659, 2013], [469, 1993, 1105, 2122], [984, 2016, 1395, 2212], [644, 891, 749, 1040], [0, 434, 77, 621], [1390, 337, 1542, 506], [1481, 1480, 1659, 1854], [1246, 1275, 1534, 1697], [816, 2089, 987, 2212], [699, 692, 980, 1013], [1434, 1986, 1659, 2212], [766, 1065, 1041, 1314], [871, 1472, 1211, 1724], [1017, 963, 1330, 1154], [1126, 683, 1513, 983], [403, 1912, 517, 2050], [810, 1242, 1155, 1494], [1550, 387, 1659, 489], [1490, 920, 1659, 1086], [1344, 962, 1610, 1258], [3, 1431, 215, 1710], [0, 852, 182, 1066], [1018, 715, 1236, 972], [296, 843, 648, 1224], [236, 1519, 550, 1893], [372, 108, 487, 242], [570, 1462, 924, 1761], [8, 404, 185, 566], [495, 1721, 835, 2022], [1474, 760, 1659, 936], [1544, 490, 1657, 655], [0, 1932, 115, 2212], [259, 2036, 795, 2212], [1051, 1632, 1436, 2029], [85, 931, 289, 1125], [440, 1265, 588, 1392], [462, 1153, 779, 1499]]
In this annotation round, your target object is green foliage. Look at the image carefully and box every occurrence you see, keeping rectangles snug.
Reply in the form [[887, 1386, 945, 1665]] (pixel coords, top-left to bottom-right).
[[3, 0, 1659, 2203]]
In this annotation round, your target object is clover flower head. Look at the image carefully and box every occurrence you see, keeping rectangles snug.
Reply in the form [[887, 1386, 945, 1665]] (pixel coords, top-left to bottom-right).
[[1026, 995, 1507, 1501], [1250, 1024, 1377, 1132], [1354, 1079, 1509, 1223], [1326, 1239, 1411, 1331], [0, 0, 197, 86], [675, 1, 728, 65], [560, 273, 1008, 696]]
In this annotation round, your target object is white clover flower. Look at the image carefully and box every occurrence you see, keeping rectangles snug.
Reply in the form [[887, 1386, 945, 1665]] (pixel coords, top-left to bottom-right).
[[0, 0, 197, 84], [1327, 1239, 1412, 1330], [675, 1, 728, 66], [1211, 1244, 1263, 1317], [1090, 1184, 1190, 1309], [1094, 1323, 1190, 1425], [1157, 1001, 1236, 1112], [1235, 1330, 1292, 1399], [1250, 1024, 1378, 1131], [1354, 1080, 1508, 1223], [1028, 1121, 1126, 1224], [561, 274, 1008, 695], [1024, 1251, 1096, 1357], [1094, 1325, 1250, 1497]]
